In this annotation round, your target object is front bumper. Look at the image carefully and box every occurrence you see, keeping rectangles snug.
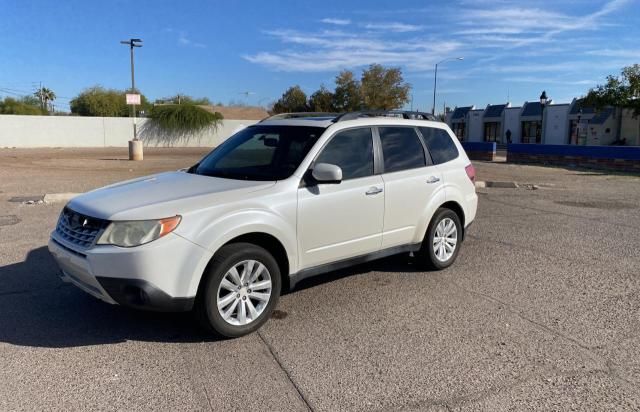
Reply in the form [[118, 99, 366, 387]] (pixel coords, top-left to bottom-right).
[[48, 231, 212, 312]]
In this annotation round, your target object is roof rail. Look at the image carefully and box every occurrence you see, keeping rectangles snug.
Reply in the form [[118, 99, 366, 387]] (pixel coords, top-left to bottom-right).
[[260, 112, 338, 122], [333, 110, 438, 122]]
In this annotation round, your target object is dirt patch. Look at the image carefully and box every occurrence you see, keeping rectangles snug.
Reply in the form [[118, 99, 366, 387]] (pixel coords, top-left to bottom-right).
[[271, 310, 288, 320], [0, 215, 20, 226], [8, 195, 44, 203], [555, 200, 635, 210]]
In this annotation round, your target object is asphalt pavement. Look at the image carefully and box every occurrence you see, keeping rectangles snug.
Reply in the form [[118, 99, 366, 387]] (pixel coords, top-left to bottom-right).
[[1, 148, 639, 411]]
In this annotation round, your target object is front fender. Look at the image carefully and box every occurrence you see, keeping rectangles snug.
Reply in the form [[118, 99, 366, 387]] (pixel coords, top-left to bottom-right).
[[181, 209, 297, 296]]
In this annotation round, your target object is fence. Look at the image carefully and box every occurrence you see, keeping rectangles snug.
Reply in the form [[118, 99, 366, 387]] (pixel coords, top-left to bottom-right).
[[461, 142, 496, 161], [0, 115, 257, 148], [507, 144, 640, 172]]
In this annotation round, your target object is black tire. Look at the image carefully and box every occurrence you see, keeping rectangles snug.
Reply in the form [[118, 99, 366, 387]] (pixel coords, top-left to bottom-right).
[[195, 242, 281, 338], [417, 208, 462, 270]]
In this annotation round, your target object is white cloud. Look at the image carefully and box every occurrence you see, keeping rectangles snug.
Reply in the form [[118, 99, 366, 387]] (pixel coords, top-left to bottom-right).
[[504, 76, 597, 85], [244, 0, 634, 85], [586, 48, 640, 58], [166, 29, 206, 48], [363, 22, 424, 32], [320, 18, 351, 25], [245, 28, 462, 72], [456, 0, 631, 48]]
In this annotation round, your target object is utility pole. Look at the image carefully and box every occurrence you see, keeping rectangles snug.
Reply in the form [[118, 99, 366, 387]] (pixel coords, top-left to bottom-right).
[[120, 38, 143, 160]]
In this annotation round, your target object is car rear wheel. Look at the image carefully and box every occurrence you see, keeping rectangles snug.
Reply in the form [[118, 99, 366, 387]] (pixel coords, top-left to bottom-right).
[[418, 208, 462, 270], [195, 243, 281, 338]]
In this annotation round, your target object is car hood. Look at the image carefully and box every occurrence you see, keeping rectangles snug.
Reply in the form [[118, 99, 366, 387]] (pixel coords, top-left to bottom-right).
[[67, 171, 275, 220]]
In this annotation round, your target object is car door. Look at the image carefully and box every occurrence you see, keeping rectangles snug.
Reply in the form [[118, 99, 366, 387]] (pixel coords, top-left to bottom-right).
[[377, 126, 444, 248], [297, 127, 384, 269]]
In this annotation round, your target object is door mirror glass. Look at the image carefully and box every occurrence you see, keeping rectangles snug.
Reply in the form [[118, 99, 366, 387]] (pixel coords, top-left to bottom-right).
[[312, 163, 342, 184]]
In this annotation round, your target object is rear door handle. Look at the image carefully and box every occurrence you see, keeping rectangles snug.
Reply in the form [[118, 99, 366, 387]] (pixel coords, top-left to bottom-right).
[[426, 176, 441, 184], [365, 187, 383, 195]]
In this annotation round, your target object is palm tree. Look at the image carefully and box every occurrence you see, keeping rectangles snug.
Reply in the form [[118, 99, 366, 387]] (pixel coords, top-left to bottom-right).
[[34, 87, 56, 113]]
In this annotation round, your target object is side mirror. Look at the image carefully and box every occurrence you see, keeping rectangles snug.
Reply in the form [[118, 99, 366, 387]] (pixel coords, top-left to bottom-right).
[[311, 163, 342, 184]]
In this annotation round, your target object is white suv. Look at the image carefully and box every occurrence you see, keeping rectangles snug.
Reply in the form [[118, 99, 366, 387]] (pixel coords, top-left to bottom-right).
[[49, 111, 478, 337]]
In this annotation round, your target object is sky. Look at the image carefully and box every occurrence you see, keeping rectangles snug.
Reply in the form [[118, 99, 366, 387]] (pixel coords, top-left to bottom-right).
[[0, 0, 638, 113]]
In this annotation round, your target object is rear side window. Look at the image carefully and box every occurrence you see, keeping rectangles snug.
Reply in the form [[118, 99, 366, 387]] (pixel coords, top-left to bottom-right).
[[419, 127, 459, 164], [378, 127, 426, 173], [315, 127, 374, 180]]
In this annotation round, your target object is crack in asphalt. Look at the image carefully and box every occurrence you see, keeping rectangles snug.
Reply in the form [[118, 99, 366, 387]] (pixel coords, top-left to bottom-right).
[[178, 344, 215, 412], [436, 273, 638, 393], [480, 195, 640, 230], [257, 331, 314, 412]]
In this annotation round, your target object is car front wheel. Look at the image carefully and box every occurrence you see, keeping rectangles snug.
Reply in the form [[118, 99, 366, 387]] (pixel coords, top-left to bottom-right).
[[196, 243, 281, 338], [418, 208, 462, 270]]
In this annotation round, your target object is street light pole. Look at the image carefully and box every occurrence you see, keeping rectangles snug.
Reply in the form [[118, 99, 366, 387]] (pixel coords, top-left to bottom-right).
[[120, 38, 143, 160], [432, 57, 463, 115], [539, 90, 548, 144]]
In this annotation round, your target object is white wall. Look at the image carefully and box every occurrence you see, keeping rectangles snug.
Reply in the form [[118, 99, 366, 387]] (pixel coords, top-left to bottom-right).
[[503, 107, 521, 143], [587, 115, 617, 146], [544, 105, 570, 145], [621, 109, 640, 146], [0, 115, 257, 148], [467, 110, 484, 142]]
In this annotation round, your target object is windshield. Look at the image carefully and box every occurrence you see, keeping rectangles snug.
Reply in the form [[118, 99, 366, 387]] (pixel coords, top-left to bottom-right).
[[194, 125, 325, 181]]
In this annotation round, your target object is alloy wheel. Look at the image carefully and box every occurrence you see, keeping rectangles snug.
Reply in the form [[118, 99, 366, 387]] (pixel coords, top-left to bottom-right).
[[216, 259, 272, 326], [433, 217, 458, 262]]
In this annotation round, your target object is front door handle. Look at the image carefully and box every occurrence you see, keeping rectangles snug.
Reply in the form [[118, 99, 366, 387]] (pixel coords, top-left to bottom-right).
[[365, 187, 383, 195], [426, 176, 441, 184]]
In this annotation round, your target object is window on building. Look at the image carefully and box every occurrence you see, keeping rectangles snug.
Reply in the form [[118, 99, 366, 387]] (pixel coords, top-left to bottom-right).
[[484, 122, 500, 142], [315, 127, 374, 180], [521, 121, 542, 144], [452, 122, 466, 141], [419, 127, 459, 165], [378, 127, 426, 173]]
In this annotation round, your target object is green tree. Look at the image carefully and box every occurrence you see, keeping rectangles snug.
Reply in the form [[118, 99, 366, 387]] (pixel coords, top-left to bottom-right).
[[308, 86, 335, 112], [34, 87, 56, 112], [333, 70, 361, 111], [583, 64, 640, 116], [360, 64, 410, 110], [156, 94, 212, 105], [271, 86, 308, 114], [70, 86, 151, 117], [0, 96, 47, 115]]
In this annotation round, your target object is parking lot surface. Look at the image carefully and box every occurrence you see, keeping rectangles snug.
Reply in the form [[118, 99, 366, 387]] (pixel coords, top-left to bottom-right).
[[1, 148, 640, 411]]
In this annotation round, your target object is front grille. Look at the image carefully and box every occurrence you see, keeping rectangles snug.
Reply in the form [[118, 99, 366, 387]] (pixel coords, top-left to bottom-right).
[[55, 207, 110, 249]]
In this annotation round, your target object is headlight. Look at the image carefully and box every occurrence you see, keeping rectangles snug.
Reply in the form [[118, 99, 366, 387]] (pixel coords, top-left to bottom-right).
[[96, 216, 181, 247]]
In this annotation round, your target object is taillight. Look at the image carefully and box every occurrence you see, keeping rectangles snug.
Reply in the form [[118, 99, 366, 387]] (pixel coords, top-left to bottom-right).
[[465, 163, 476, 183]]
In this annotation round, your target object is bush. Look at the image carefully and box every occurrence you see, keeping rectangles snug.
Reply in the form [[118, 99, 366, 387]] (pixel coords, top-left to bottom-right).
[[148, 104, 223, 132], [0, 97, 47, 115], [70, 86, 151, 117], [140, 104, 224, 146]]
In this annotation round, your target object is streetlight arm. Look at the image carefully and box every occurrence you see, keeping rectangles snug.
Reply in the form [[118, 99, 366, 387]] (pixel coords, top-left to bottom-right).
[[432, 57, 463, 115]]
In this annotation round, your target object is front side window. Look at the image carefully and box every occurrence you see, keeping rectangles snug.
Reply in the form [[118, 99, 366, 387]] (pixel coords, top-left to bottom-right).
[[379, 127, 426, 173], [194, 125, 324, 180], [315, 128, 374, 180], [419, 127, 459, 165]]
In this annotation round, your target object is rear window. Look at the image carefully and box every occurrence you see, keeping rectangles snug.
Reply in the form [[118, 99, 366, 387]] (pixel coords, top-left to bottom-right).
[[419, 127, 459, 164]]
